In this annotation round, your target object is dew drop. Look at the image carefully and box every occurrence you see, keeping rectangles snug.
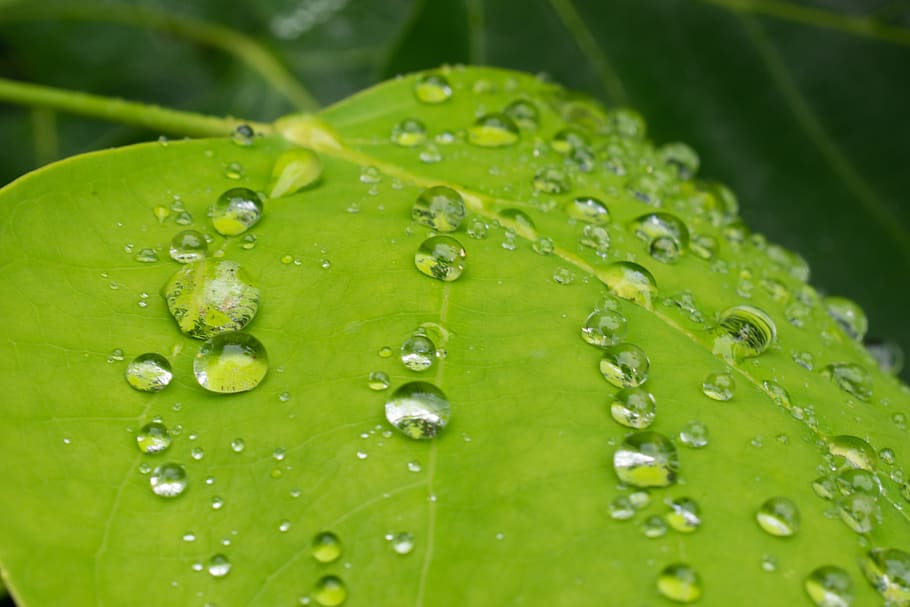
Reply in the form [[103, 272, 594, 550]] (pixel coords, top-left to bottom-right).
[[659, 142, 700, 180], [232, 124, 254, 146], [413, 73, 452, 104], [391, 531, 415, 554], [137, 421, 172, 454], [230, 438, 245, 453], [368, 371, 390, 391], [391, 118, 427, 147], [466, 217, 488, 239], [679, 420, 709, 448], [532, 166, 571, 194], [359, 165, 382, 184], [836, 493, 880, 533], [552, 267, 575, 284], [384, 381, 450, 440], [400, 332, 435, 372], [268, 148, 322, 198], [642, 514, 668, 538], [805, 565, 854, 607], [193, 331, 268, 394], [207, 553, 231, 578], [407, 460, 422, 472], [600, 343, 650, 388], [828, 435, 877, 471], [866, 339, 904, 376], [665, 497, 702, 533], [824, 296, 868, 341], [702, 372, 735, 401], [125, 353, 173, 392], [712, 305, 776, 360], [600, 262, 657, 308], [566, 195, 611, 225], [532, 236, 554, 256], [414, 235, 466, 281], [503, 98, 539, 130], [467, 113, 519, 147], [150, 462, 187, 498], [657, 563, 702, 604], [608, 495, 636, 520], [609, 387, 656, 429], [822, 363, 872, 402], [313, 575, 347, 607], [211, 187, 263, 236], [613, 431, 678, 488], [412, 186, 465, 233], [581, 309, 628, 347], [134, 247, 159, 263], [756, 497, 800, 537], [580, 224, 610, 257], [312, 531, 342, 563], [629, 212, 690, 264], [860, 548, 910, 604], [169, 229, 208, 263]]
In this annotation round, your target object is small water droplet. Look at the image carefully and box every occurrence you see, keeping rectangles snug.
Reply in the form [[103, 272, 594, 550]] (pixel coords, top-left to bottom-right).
[[581, 309, 628, 347], [391, 118, 427, 147], [804, 565, 854, 607], [368, 371, 390, 391], [268, 148, 322, 198], [391, 531, 415, 554], [378, 346, 393, 358], [134, 247, 159, 263], [608, 495, 636, 520], [169, 229, 207, 263], [679, 420, 709, 448], [532, 166, 571, 194], [137, 421, 172, 454], [230, 438, 245, 453], [312, 531, 342, 563], [466, 217, 488, 239], [190, 446, 204, 461], [313, 575, 347, 606], [552, 267, 575, 284], [412, 186, 465, 232], [642, 514, 668, 538], [712, 305, 776, 361], [232, 124, 254, 146], [193, 331, 268, 393], [824, 296, 868, 341], [503, 98, 539, 129], [629, 213, 690, 264], [600, 343, 650, 388], [860, 548, 910, 604], [828, 435, 877, 471], [107, 348, 125, 363], [822, 363, 872, 402], [407, 460, 422, 472], [385, 381, 450, 440], [125, 353, 173, 392], [756, 497, 800, 537], [600, 262, 657, 308], [182, 531, 196, 542], [415, 235, 466, 281], [400, 332, 435, 372], [609, 388, 656, 429], [413, 73, 452, 104], [150, 463, 187, 498], [837, 493, 880, 533], [665, 497, 702, 533], [467, 113, 519, 147], [836, 469, 880, 495], [613, 431, 678, 488], [702, 372, 735, 401], [207, 553, 231, 578], [657, 563, 702, 604], [279, 519, 291, 532], [866, 339, 904, 376], [211, 495, 224, 510], [532, 236, 555, 256], [659, 142, 700, 179], [211, 188, 263, 236], [566, 195, 610, 224]]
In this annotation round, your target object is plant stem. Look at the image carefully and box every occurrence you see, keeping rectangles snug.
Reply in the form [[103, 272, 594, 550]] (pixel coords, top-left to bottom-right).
[[0, 77, 271, 138]]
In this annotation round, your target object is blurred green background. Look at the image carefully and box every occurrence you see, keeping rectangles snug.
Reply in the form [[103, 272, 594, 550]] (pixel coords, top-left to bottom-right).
[[0, 0, 907, 385]]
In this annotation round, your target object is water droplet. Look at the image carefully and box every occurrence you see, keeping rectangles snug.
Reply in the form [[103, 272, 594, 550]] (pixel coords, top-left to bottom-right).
[[368, 371, 390, 391], [756, 497, 800, 537], [137, 422, 172, 454], [134, 247, 159, 263], [400, 332, 435, 372], [828, 435, 877, 471], [552, 267, 575, 284], [169, 229, 207, 263], [125, 353, 173, 392], [629, 213, 690, 264], [268, 148, 322, 198], [609, 388, 656, 429], [359, 165, 382, 184], [581, 309, 628, 347], [836, 469, 880, 495], [414, 73, 452, 104], [385, 381, 450, 440], [805, 566, 854, 607], [861, 548, 910, 604], [532, 236, 555, 256], [792, 350, 815, 371], [665, 497, 702, 533], [608, 495, 636, 520], [642, 514, 668, 538], [503, 98, 539, 130], [823, 363, 872, 402], [211, 495, 224, 510], [415, 235, 466, 282], [107, 348, 125, 363], [232, 123, 254, 146], [211, 187, 263, 236], [659, 142, 700, 180], [391, 118, 427, 147], [194, 331, 268, 394], [566, 196, 610, 224], [600, 262, 657, 308], [407, 460, 422, 472], [311, 531, 342, 563], [866, 339, 904, 376], [190, 446, 205, 461], [613, 431, 678, 488], [600, 343, 650, 388], [657, 563, 702, 604], [391, 531, 415, 554], [712, 305, 776, 361], [824, 296, 868, 341], [532, 166, 571, 194], [580, 225, 610, 257], [467, 113, 519, 147], [163, 259, 260, 339], [689, 234, 717, 260], [812, 475, 836, 500], [412, 186, 465, 233], [230, 438, 245, 453], [150, 462, 187, 498], [466, 217, 488, 239], [223, 161, 245, 180], [702, 372, 735, 401], [313, 575, 347, 606], [182, 531, 196, 542], [678, 420, 709, 448], [207, 553, 231, 578], [837, 493, 880, 533]]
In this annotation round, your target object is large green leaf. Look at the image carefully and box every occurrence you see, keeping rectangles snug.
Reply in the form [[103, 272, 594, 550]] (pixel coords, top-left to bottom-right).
[[1, 66, 908, 606]]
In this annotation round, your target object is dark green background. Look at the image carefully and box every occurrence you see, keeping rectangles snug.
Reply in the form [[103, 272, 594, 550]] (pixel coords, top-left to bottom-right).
[[0, 0, 907, 383]]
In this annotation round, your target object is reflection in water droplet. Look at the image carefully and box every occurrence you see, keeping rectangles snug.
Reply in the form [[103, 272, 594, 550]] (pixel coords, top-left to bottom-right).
[[391, 118, 427, 147], [678, 420, 709, 448], [756, 497, 800, 537], [413, 73, 452, 104], [566, 196, 611, 224], [137, 422, 172, 454], [400, 332, 435, 372], [503, 98, 539, 130], [532, 166, 571, 194], [368, 371, 390, 391], [467, 113, 519, 147], [232, 124, 254, 146], [665, 497, 701, 533], [600, 343, 650, 388], [609, 388, 656, 429], [466, 217, 488, 239], [150, 462, 187, 498], [613, 431, 678, 488], [391, 531, 415, 554], [629, 213, 690, 264], [702, 372, 735, 401], [805, 565, 854, 607], [313, 575, 347, 606], [385, 381, 450, 439], [642, 514, 668, 538], [713, 305, 776, 361], [824, 296, 868, 341], [552, 267, 575, 285], [169, 229, 207, 263], [193, 331, 268, 393], [609, 495, 635, 520], [312, 531, 342, 563], [268, 148, 322, 198], [837, 493, 880, 533], [860, 548, 910, 604], [125, 353, 173, 392], [600, 262, 657, 308], [823, 363, 872, 402], [211, 188, 263, 236], [207, 553, 231, 578], [412, 186, 465, 233], [415, 235, 466, 282], [231, 438, 245, 453], [657, 563, 702, 604], [828, 435, 877, 471], [581, 309, 627, 347]]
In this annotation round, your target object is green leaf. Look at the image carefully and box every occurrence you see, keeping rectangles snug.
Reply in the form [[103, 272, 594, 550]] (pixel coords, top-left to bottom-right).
[[2, 66, 909, 606]]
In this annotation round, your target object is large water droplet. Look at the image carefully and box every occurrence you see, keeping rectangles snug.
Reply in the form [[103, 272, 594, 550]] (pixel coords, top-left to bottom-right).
[[837, 493, 880, 533], [313, 575, 347, 606], [702, 372, 735, 401], [125, 353, 173, 392], [581, 309, 627, 346], [609, 387, 656, 429], [312, 531, 342, 563], [861, 548, 910, 605], [415, 235, 466, 281], [391, 118, 427, 147], [207, 553, 231, 578], [828, 435, 877, 471], [137, 422, 172, 454], [412, 186, 465, 233], [756, 497, 800, 537], [665, 497, 702, 533], [600, 343, 650, 388], [193, 331, 268, 393], [805, 566, 854, 607], [657, 563, 702, 604], [162, 259, 260, 339], [824, 296, 868, 341], [150, 462, 187, 498], [467, 113, 519, 147], [169, 229, 207, 263], [268, 148, 322, 198], [613, 431, 678, 488], [823, 363, 872, 402], [211, 187, 263, 236], [712, 305, 776, 360], [600, 262, 657, 308], [400, 332, 435, 372], [566, 196, 611, 224], [413, 73, 452, 104], [385, 381, 450, 439]]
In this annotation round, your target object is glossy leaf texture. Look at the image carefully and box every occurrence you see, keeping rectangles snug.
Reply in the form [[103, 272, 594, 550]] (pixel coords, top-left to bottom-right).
[[1, 66, 909, 606]]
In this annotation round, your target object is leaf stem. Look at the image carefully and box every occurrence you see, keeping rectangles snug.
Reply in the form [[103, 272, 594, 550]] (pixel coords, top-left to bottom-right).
[[0, 77, 271, 138]]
